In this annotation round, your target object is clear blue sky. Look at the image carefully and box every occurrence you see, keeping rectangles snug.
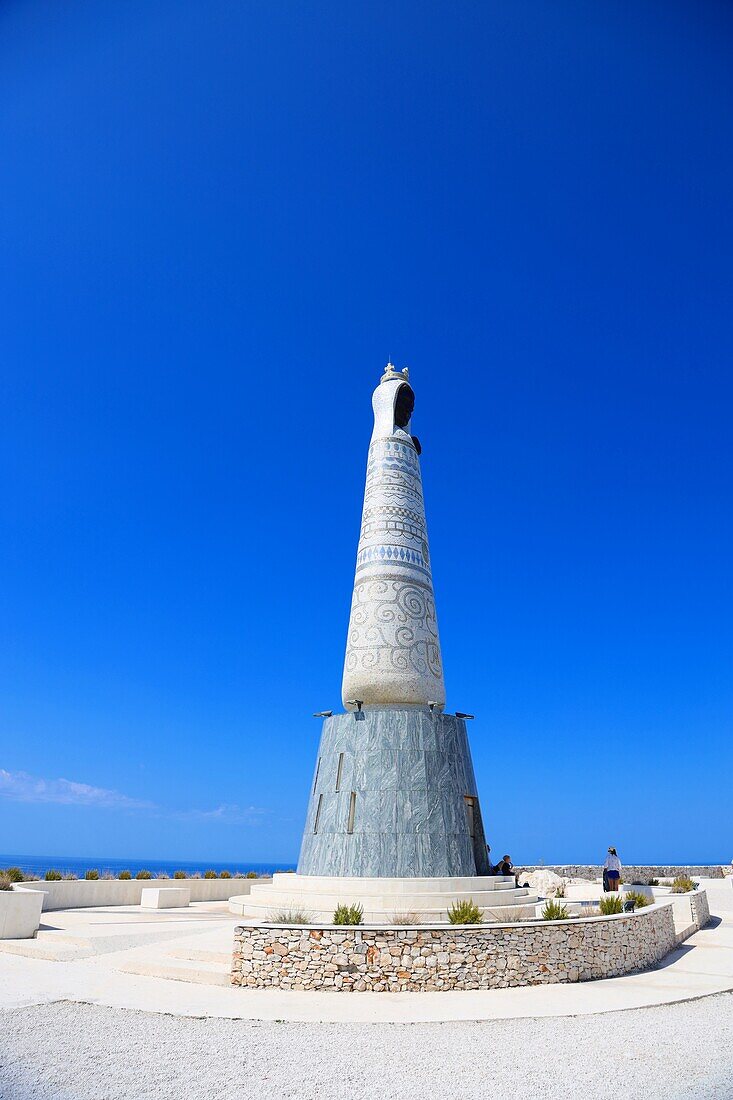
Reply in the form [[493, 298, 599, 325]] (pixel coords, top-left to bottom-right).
[[1, 1, 732, 866]]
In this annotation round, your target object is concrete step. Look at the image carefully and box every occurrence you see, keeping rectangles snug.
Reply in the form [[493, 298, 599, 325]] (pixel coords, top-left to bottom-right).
[[165, 947, 232, 965], [236, 887, 538, 915], [267, 872, 519, 894], [117, 957, 232, 987], [0, 937, 90, 961]]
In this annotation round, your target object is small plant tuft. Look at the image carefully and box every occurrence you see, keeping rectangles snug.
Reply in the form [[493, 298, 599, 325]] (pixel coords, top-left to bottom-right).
[[173, 870, 186, 879], [3, 867, 25, 883], [671, 875, 696, 894], [554, 881, 566, 899], [649, 878, 660, 887], [118, 870, 132, 880], [599, 894, 624, 915], [0, 874, 13, 891], [204, 869, 217, 879], [220, 870, 231, 878], [84, 869, 99, 880], [390, 911, 421, 925], [268, 909, 312, 924], [541, 899, 570, 921], [246, 871, 259, 879], [448, 899, 483, 924], [624, 890, 651, 909], [62, 872, 78, 880], [333, 902, 364, 925], [156, 871, 170, 879], [45, 869, 62, 881], [135, 869, 152, 880]]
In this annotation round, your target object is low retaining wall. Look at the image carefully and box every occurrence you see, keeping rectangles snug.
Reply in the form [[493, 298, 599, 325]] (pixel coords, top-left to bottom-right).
[[527, 865, 725, 881], [0, 888, 44, 939], [16, 876, 271, 911], [232, 900, 697, 992]]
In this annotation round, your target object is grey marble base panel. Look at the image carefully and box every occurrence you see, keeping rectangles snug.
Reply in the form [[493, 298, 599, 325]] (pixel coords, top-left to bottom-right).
[[297, 708, 490, 878]]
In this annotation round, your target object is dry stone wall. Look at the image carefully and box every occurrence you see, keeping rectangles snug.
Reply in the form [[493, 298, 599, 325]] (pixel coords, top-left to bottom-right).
[[232, 902, 683, 992], [524, 865, 724, 881]]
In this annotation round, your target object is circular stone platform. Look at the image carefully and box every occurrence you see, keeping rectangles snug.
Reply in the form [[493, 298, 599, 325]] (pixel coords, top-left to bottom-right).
[[229, 872, 539, 923]]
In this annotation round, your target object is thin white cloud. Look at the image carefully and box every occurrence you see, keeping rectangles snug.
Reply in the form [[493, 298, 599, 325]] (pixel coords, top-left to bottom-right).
[[0, 768, 156, 811], [179, 803, 271, 826], [0, 767, 269, 825]]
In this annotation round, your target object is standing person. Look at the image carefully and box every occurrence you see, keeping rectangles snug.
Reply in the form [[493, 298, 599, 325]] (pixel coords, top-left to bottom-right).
[[604, 847, 622, 892], [486, 844, 495, 875]]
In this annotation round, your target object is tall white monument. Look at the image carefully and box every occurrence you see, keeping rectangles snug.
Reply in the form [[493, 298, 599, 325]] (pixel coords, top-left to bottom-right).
[[235, 365, 536, 921], [342, 364, 445, 707]]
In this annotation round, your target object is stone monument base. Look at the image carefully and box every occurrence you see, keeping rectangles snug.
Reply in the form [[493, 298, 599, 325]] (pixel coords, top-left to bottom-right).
[[229, 872, 539, 923]]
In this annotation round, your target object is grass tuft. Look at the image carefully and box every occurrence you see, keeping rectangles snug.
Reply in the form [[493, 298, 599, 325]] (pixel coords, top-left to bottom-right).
[[447, 899, 483, 924], [333, 902, 364, 925], [390, 911, 421, 925], [135, 869, 152, 880], [623, 890, 652, 909], [44, 869, 62, 881], [541, 899, 569, 921], [267, 909, 312, 924], [84, 869, 99, 880], [599, 894, 624, 915], [671, 875, 697, 894]]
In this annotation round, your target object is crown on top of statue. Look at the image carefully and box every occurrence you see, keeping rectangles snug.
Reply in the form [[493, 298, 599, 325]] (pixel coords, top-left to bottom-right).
[[380, 361, 410, 384]]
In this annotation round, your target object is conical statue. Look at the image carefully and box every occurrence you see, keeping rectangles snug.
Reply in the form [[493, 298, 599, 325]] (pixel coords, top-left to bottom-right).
[[342, 364, 445, 708], [296, 365, 490, 879]]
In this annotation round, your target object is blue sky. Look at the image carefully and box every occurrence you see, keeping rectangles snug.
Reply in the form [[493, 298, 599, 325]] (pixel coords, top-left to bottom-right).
[[1, 1, 732, 865]]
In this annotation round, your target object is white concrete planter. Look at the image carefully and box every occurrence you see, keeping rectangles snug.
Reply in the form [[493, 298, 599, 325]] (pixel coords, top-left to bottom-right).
[[0, 887, 45, 939], [16, 876, 270, 911], [622, 884, 655, 901]]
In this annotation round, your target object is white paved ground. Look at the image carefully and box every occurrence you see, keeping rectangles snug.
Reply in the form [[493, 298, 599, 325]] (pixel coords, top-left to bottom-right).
[[1, 994, 733, 1099], [0, 878, 731, 1098]]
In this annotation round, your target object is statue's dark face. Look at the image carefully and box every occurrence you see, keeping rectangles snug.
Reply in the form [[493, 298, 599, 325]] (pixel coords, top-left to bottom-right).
[[394, 384, 415, 428]]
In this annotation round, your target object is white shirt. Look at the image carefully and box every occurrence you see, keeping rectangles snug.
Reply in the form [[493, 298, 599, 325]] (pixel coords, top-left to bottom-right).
[[604, 853, 621, 872]]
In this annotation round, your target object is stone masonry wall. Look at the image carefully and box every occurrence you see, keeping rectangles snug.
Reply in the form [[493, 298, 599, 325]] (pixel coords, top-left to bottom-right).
[[523, 865, 725, 881], [690, 889, 711, 930], [232, 903, 680, 992]]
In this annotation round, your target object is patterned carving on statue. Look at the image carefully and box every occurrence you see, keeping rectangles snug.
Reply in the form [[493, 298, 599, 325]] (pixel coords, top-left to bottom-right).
[[341, 368, 445, 707]]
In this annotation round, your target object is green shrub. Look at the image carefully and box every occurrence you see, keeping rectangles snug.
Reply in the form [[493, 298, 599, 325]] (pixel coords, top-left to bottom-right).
[[220, 870, 231, 879], [649, 878, 660, 887], [541, 900, 570, 921], [85, 869, 99, 880], [268, 909, 311, 924], [135, 869, 152, 880], [3, 867, 25, 883], [44, 869, 62, 881], [173, 870, 186, 879], [554, 883, 566, 898], [623, 890, 651, 909], [333, 902, 364, 925], [246, 871, 259, 879], [204, 869, 217, 879], [447, 899, 483, 924], [671, 875, 696, 894], [599, 894, 624, 914], [0, 874, 12, 891], [118, 870, 132, 880]]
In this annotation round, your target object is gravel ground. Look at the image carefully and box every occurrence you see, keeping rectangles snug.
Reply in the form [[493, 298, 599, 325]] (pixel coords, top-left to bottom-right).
[[1, 996, 733, 1100]]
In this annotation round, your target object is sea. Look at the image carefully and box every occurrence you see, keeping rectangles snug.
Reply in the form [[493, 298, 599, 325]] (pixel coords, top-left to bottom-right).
[[0, 853, 295, 878]]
